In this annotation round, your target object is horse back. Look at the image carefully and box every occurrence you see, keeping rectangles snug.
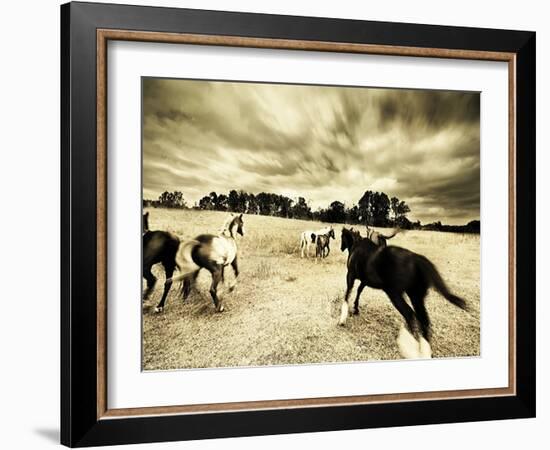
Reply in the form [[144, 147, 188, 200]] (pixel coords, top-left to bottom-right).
[[369, 245, 422, 288], [192, 233, 237, 268], [347, 241, 389, 287]]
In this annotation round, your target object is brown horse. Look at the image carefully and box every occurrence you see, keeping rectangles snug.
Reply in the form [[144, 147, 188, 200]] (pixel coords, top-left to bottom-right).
[[315, 228, 336, 258], [339, 227, 468, 355]]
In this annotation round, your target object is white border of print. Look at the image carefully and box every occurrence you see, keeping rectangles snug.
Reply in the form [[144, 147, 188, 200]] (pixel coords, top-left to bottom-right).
[[107, 40, 508, 409]]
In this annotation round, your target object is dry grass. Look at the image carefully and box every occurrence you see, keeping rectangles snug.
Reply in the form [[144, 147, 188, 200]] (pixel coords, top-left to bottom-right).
[[142, 208, 480, 370]]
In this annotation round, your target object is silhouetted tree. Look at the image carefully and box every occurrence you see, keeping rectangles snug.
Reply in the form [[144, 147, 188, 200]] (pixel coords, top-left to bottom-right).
[[158, 191, 186, 208], [227, 190, 240, 212], [291, 196, 312, 220], [256, 192, 272, 216], [215, 194, 228, 211], [358, 190, 373, 225], [371, 192, 390, 226], [324, 201, 346, 223], [279, 195, 294, 218], [246, 192, 258, 214], [198, 195, 213, 210]]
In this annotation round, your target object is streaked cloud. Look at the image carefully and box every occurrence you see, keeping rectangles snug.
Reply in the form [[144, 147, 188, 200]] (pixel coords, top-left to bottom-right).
[[143, 78, 479, 224]]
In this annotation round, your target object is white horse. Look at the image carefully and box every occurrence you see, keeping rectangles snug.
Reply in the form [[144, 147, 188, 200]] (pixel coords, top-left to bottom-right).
[[300, 226, 333, 258]]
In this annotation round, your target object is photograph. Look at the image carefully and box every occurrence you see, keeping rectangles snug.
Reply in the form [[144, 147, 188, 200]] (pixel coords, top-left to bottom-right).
[[141, 78, 481, 370]]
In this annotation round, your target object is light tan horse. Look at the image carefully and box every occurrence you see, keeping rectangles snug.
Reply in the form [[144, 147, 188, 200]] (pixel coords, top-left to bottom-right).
[[365, 225, 400, 246], [158, 214, 245, 313]]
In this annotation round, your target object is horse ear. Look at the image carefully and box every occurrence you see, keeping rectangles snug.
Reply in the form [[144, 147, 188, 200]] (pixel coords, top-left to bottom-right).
[[239, 213, 243, 219]]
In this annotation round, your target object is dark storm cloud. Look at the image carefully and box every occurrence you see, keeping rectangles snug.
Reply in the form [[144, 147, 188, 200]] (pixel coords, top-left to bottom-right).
[[143, 78, 480, 224]]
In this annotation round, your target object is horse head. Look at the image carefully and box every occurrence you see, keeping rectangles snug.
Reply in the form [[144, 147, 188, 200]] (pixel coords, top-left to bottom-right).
[[328, 228, 336, 240], [341, 227, 352, 252], [143, 212, 150, 233], [234, 213, 245, 236]]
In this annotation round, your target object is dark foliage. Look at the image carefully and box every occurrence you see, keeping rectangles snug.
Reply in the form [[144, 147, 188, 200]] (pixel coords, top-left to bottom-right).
[[143, 188, 478, 233]]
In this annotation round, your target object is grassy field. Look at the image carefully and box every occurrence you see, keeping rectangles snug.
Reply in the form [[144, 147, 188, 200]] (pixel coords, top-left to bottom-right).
[[142, 208, 480, 370]]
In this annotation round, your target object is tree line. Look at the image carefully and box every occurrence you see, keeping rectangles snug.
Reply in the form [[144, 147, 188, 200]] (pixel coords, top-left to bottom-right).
[[143, 189, 479, 232], [144, 189, 418, 229]]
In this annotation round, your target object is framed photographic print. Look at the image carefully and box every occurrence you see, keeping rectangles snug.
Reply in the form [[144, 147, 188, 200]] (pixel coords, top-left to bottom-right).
[[61, 1, 536, 447]]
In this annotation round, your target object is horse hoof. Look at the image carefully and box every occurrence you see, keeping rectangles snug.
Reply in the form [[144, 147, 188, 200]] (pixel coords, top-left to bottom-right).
[[353, 309, 360, 315], [154, 307, 164, 314], [338, 320, 347, 326], [217, 305, 225, 312], [419, 338, 432, 359]]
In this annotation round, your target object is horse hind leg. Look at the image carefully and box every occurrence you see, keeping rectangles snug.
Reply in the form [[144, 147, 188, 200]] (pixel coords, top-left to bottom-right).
[[386, 290, 421, 340], [182, 270, 200, 300], [154, 262, 176, 313], [143, 265, 157, 300], [353, 282, 366, 315], [209, 266, 224, 312], [408, 286, 431, 341], [228, 257, 239, 292], [408, 286, 432, 358]]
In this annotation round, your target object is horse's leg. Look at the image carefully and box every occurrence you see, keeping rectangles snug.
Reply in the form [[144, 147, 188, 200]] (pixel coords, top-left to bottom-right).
[[353, 282, 367, 315], [408, 286, 432, 357], [229, 256, 239, 292], [143, 264, 156, 300], [408, 287, 431, 342], [325, 245, 330, 258], [339, 271, 355, 326], [209, 267, 224, 312], [154, 261, 175, 313], [183, 270, 200, 300], [386, 290, 420, 340]]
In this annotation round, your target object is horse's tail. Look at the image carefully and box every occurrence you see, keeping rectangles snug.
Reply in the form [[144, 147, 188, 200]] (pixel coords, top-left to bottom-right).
[[166, 239, 201, 284], [380, 228, 402, 240], [417, 255, 469, 311]]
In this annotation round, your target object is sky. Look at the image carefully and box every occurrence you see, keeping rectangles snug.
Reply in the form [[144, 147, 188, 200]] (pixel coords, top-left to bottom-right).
[[142, 78, 480, 225]]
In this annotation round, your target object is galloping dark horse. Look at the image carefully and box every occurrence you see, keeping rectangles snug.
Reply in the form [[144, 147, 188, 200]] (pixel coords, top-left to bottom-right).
[[142, 213, 181, 309], [159, 213, 245, 313], [339, 227, 468, 353]]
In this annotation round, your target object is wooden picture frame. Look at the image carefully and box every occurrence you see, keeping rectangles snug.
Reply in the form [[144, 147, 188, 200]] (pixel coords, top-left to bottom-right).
[[61, 1, 535, 447]]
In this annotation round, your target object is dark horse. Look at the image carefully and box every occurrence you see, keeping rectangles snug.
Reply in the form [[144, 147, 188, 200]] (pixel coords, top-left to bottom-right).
[[142, 213, 181, 309], [339, 227, 468, 353], [315, 228, 336, 258], [159, 213, 245, 313]]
